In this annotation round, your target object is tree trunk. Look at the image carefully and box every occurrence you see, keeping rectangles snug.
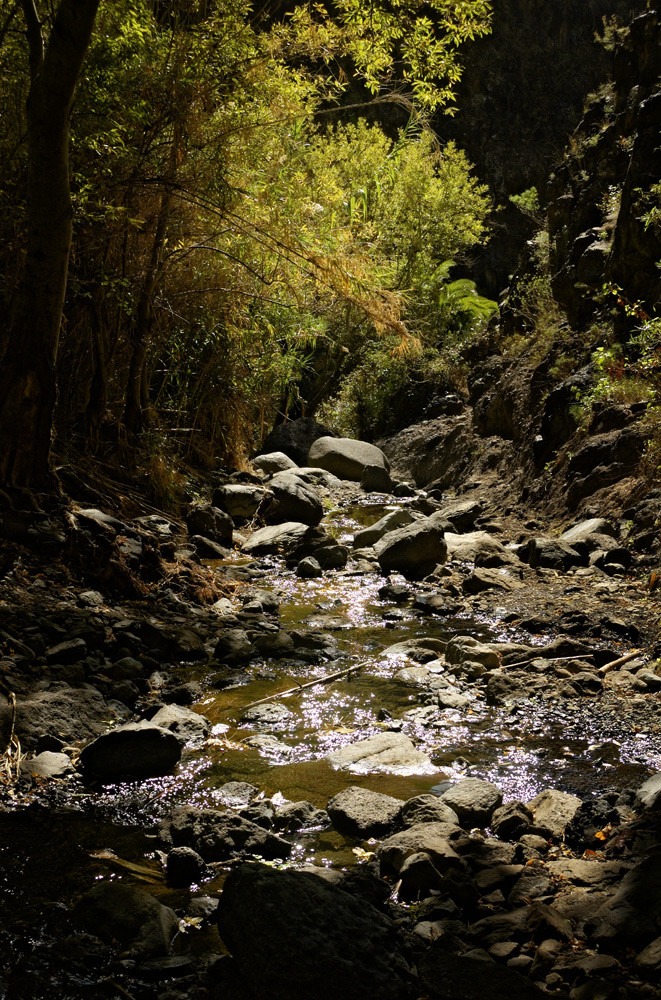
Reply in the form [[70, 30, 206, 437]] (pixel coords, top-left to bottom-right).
[[0, 0, 100, 488]]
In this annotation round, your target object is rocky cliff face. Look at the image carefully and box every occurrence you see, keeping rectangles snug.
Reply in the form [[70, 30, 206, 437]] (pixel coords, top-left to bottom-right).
[[437, 0, 648, 293]]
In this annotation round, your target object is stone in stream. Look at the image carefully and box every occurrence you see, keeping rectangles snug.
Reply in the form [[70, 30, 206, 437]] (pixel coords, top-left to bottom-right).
[[216, 863, 413, 1000], [377, 822, 468, 875], [186, 503, 233, 544], [296, 555, 322, 578], [242, 521, 310, 555], [73, 883, 179, 957], [0, 684, 113, 751], [79, 721, 182, 781], [163, 805, 292, 861], [400, 794, 460, 827], [360, 464, 393, 493], [240, 702, 294, 727], [212, 483, 265, 521], [214, 627, 256, 664], [19, 750, 74, 781], [440, 778, 503, 828], [308, 435, 390, 482], [353, 508, 422, 549], [274, 800, 330, 833], [375, 520, 447, 579], [261, 472, 323, 526], [326, 731, 437, 775], [526, 788, 582, 839], [327, 786, 405, 838], [149, 703, 211, 742], [166, 846, 208, 887]]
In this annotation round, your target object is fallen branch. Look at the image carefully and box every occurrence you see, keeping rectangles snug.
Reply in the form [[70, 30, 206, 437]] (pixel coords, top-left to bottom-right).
[[598, 650, 643, 675], [0, 691, 21, 785], [503, 653, 597, 670], [244, 663, 365, 709]]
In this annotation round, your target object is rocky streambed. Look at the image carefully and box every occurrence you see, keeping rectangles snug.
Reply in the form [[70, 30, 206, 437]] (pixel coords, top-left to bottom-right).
[[1, 437, 661, 999]]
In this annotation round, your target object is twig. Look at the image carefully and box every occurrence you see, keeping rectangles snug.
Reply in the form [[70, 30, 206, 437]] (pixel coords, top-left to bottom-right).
[[598, 650, 643, 675], [503, 653, 597, 670], [243, 663, 365, 709]]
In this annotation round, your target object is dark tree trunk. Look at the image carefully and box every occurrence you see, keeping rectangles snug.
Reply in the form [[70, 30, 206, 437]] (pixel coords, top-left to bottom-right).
[[0, 0, 100, 488]]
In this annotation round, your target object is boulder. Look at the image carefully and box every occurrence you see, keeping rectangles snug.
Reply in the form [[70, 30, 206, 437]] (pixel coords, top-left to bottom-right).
[[186, 504, 233, 544], [260, 417, 334, 466], [79, 722, 182, 781], [252, 451, 298, 474], [490, 802, 533, 840], [635, 771, 661, 811], [73, 883, 178, 957], [166, 846, 208, 887], [352, 508, 422, 549], [212, 484, 265, 521], [437, 499, 484, 532], [240, 702, 294, 728], [400, 794, 460, 827], [462, 568, 525, 593], [377, 821, 467, 875], [520, 537, 583, 570], [445, 530, 515, 566], [296, 556, 322, 578], [164, 805, 292, 861], [327, 786, 405, 838], [588, 854, 661, 947], [261, 473, 323, 527], [0, 684, 114, 751], [560, 518, 617, 546], [327, 731, 437, 775], [216, 863, 412, 1000], [19, 750, 74, 780], [527, 788, 581, 839], [375, 521, 447, 578], [149, 704, 211, 742], [360, 465, 393, 493], [214, 627, 256, 664], [242, 521, 310, 555], [308, 436, 390, 482], [441, 778, 503, 828]]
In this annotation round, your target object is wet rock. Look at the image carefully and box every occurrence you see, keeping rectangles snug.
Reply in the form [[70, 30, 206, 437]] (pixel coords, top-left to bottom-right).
[[400, 794, 460, 827], [166, 846, 208, 887], [296, 556, 322, 578], [635, 771, 661, 811], [353, 508, 422, 549], [240, 702, 294, 727], [79, 722, 182, 781], [382, 637, 445, 662], [491, 802, 533, 840], [164, 805, 292, 861], [19, 750, 74, 780], [214, 628, 256, 664], [360, 464, 393, 492], [437, 687, 474, 710], [252, 451, 298, 474], [261, 473, 323, 526], [375, 520, 447, 578], [377, 822, 467, 875], [216, 781, 260, 809], [527, 789, 582, 839], [241, 521, 311, 556], [413, 593, 462, 616], [327, 731, 437, 774], [213, 484, 265, 521], [186, 504, 233, 544], [441, 778, 503, 828], [240, 800, 276, 828], [73, 883, 178, 957], [308, 436, 390, 482], [274, 800, 329, 832], [216, 863, 412, 1000], [150, 704, 211, 742], [0, 684, 115, 751], [327, 786, 404, 838]]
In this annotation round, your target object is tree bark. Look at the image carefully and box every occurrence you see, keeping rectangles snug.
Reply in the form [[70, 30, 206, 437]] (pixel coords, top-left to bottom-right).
[[0, 0, 100, 488]]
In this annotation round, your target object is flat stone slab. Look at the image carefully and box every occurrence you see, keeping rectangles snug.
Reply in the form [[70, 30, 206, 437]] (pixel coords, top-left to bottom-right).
[[326, 731, 437, 775]]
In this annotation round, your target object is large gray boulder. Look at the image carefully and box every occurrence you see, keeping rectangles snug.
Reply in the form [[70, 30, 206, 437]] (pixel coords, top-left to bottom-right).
[[445, 530, 516, 566], [526, 788, 582, 839], [186, 504, 233, 544], [309, 436, 390, 481], [375, 520, 447, 578], [212, 484, 265, 521], [79, 721, 182, 781], [216, 863, 412, 1000], [242, 521, 310, 555], [164, 805, 292, 861], [352, 508, 422, 549], [327, 731, 437, 775], [261, 473, 323, 526], [149, 704, 211, 742], [73, 883, 178, 957], [441, 778, 503, 828], [0, 684, 114, 751], [252, 451, 298, 474], [327, 786, 405, 838]]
